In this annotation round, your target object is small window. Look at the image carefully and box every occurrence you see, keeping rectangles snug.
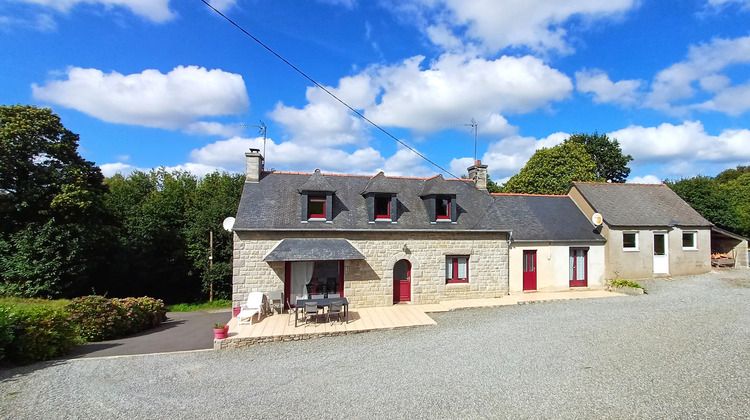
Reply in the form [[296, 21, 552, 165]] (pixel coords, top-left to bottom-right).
[[436, 196, 450, 220], [682, 232, 697, 249], [623, 232, 638, 250], [308, 195, 326, 219], [375, 196, 391, 220], [446, 256, 468, 283]]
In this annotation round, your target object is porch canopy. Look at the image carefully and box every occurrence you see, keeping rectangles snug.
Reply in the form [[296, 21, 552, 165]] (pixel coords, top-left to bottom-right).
[[263, 238, 365, 262]]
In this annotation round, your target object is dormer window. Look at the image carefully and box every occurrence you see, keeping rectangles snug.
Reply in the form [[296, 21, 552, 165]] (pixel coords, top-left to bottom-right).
[[308, 195, 326, 219], [375, 196, 391, 220], [299, 169, 336, 223], [436, 195, 450, 220]]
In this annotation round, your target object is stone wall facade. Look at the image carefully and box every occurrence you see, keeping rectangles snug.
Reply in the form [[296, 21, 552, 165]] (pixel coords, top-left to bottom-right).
[[233, 230, 509, 308]]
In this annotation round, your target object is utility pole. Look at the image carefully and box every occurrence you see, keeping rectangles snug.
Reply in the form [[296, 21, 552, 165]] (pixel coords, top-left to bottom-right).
[[209, 229, 214, 302]]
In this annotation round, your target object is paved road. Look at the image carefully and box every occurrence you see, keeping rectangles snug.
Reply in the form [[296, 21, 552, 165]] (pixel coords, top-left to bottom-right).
[[1, 270, 749, 419], [65, 309, 233, 358]]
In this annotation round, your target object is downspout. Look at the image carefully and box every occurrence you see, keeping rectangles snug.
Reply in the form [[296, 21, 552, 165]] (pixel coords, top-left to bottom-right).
[[507, 230, 513, 296]]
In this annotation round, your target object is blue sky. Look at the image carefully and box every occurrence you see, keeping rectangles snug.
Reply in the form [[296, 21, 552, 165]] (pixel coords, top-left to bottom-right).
[[2, 0, 750, 184]]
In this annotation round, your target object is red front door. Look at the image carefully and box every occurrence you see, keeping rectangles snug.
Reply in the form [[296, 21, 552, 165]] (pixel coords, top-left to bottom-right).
[[569, 248, 588, 287], [393, 259, 411, 303], [523, 250, 537, 291]]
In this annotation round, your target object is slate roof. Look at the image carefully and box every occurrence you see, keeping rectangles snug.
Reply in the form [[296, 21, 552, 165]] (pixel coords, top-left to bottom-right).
[[492, 194, 605, 242], [297, 169, 335, 193], [234, 170, 606, 244], [572, 182, 712, 228], [361, 172, 398, 194], [263, 239, 365, 261], [418, 175, 455, 196], [234, 171, 506, 232]]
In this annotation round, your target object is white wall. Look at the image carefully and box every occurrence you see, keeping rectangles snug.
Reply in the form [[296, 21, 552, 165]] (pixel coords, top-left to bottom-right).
[[508, 242, 606, 293]]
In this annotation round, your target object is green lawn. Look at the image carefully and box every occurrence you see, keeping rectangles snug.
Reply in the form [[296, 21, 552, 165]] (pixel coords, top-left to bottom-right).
[[166, 299, 232, 312], [0, 297, 70, 310]]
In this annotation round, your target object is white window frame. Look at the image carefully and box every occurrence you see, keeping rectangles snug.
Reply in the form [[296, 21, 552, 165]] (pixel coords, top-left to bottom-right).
[[623, 232, 639, 251], [682, 231, 698, 250]]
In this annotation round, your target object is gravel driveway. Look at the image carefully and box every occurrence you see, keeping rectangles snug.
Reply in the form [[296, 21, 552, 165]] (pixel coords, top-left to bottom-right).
[[2, 270, 749, 419]]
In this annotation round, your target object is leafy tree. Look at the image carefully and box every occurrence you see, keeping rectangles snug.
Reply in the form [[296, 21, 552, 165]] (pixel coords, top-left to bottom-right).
[[723, 173, 750, 237], [184, 172, 244, 301], [666, 176, 740, 233], [565, 132, 633, 183], [486, 174, 501, 193], [502, 141, 602, 195], [715, 165, 750, 184], [0, 105, 110, 298]]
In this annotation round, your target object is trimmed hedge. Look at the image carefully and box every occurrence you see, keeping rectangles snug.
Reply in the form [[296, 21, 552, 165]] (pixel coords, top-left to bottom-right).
[[66, 296, 167, 342], [0, 295, 168, 365], [1, 305, 80, 365]]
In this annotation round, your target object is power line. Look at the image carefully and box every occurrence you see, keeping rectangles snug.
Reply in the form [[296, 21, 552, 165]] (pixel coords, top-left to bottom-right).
[[198, 0, 458, 178]]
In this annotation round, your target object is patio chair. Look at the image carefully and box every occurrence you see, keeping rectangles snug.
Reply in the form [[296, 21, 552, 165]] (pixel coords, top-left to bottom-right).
[[327, 300, 344, 324], [287, 297, 298, 326], [237, 291, 264, 326], [303, 302, 319, 325], [267, 290, 284, 315]]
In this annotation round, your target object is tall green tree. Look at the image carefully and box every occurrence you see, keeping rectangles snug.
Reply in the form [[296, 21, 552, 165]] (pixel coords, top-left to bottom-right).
[[502, 141, 602, 195], [565, 132, 633, 183], [666, 176, 740, 233], [0, 105, 110, 297], [185, 172, 244, 300]]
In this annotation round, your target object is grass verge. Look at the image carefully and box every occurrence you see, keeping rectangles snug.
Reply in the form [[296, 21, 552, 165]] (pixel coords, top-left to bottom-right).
[[166, 299, 232, 312]]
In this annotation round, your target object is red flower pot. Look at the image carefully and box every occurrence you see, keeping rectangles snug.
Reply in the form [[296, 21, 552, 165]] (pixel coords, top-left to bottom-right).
[[232, 306, 241, 317], [213, 325, 229, 339]]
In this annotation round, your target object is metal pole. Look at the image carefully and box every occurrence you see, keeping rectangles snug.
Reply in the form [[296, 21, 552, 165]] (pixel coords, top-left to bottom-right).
[[209, 229, 214, 302]]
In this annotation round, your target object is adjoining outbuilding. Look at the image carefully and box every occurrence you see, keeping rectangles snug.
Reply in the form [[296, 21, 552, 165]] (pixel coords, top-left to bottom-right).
[[493, 193, 606, 293], [710, 227, 749, 268], [569, 182, 713, 279]]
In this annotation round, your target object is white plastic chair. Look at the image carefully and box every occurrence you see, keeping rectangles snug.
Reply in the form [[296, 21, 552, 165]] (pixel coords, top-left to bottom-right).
[[237, 291, 264, 326]]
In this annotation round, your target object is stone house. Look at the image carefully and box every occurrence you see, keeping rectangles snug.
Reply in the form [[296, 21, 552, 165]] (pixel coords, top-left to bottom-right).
[[232, 151, 510, 308], [569, 182, 713, 279]]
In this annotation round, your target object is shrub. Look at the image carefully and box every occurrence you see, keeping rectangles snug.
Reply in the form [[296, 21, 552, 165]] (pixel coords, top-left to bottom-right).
[[3, 305, 80, 365], [65, 296, 167, 342], [0, 305, 14, 361], [610, 279, 647, 293]]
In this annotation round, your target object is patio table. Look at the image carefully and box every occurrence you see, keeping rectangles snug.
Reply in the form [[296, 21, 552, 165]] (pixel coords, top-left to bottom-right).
[[295, 297, 349, 327]]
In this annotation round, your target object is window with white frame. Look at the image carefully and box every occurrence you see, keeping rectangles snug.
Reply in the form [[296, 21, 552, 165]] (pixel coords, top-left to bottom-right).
[[445, 256, 469, 283], [682, 231, 697, 250], [623, 232, 639, 251]]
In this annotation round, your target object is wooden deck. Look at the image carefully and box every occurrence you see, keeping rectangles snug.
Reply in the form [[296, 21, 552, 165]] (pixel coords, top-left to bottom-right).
[[215, 289, 625, 350]]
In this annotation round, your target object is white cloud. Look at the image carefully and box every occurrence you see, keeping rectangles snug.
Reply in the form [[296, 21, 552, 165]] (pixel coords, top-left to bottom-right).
[[575, 69, 642, 106], [270, 74, 376, 147], [15, 0, 174, 23], [609, 121, 750, 180], [187, 135, 391, 175], [646, 35, 750, 114], [707, 0, 750, 9], [407, 0, 638, 54], [628, 175, 662, 184], [317, 0, 357, 9], [208, 0, 238, 13], [100, 162, 142, 177], [365, 53, 572, 132], [32, 65, 249, 134], [383, 147, 436, 177]]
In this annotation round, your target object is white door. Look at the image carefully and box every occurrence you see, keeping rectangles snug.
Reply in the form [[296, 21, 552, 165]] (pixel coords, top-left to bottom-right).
[[653, 232, 669, 274]]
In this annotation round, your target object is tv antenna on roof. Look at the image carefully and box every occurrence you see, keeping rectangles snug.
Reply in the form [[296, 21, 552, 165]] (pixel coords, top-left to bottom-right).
[[457, 118, 478, 161], [241, 120, 267, 157]]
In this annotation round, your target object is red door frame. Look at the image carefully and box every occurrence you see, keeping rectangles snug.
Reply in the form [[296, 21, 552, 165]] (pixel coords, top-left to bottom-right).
[[393, 259, 411, 303], [522, 250, 537, 291], [569, 248, 588, 287]]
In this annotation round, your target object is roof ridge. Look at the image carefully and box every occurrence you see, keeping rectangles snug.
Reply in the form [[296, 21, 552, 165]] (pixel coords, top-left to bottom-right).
[[263, 170, 469, 181], [491, 192, 567, 197], [574, 181, 667, 187]]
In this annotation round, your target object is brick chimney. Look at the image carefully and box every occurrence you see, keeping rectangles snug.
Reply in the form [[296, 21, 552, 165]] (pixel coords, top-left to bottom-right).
[[467, 160, 488, 190], [245, 148, 264, 182]]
